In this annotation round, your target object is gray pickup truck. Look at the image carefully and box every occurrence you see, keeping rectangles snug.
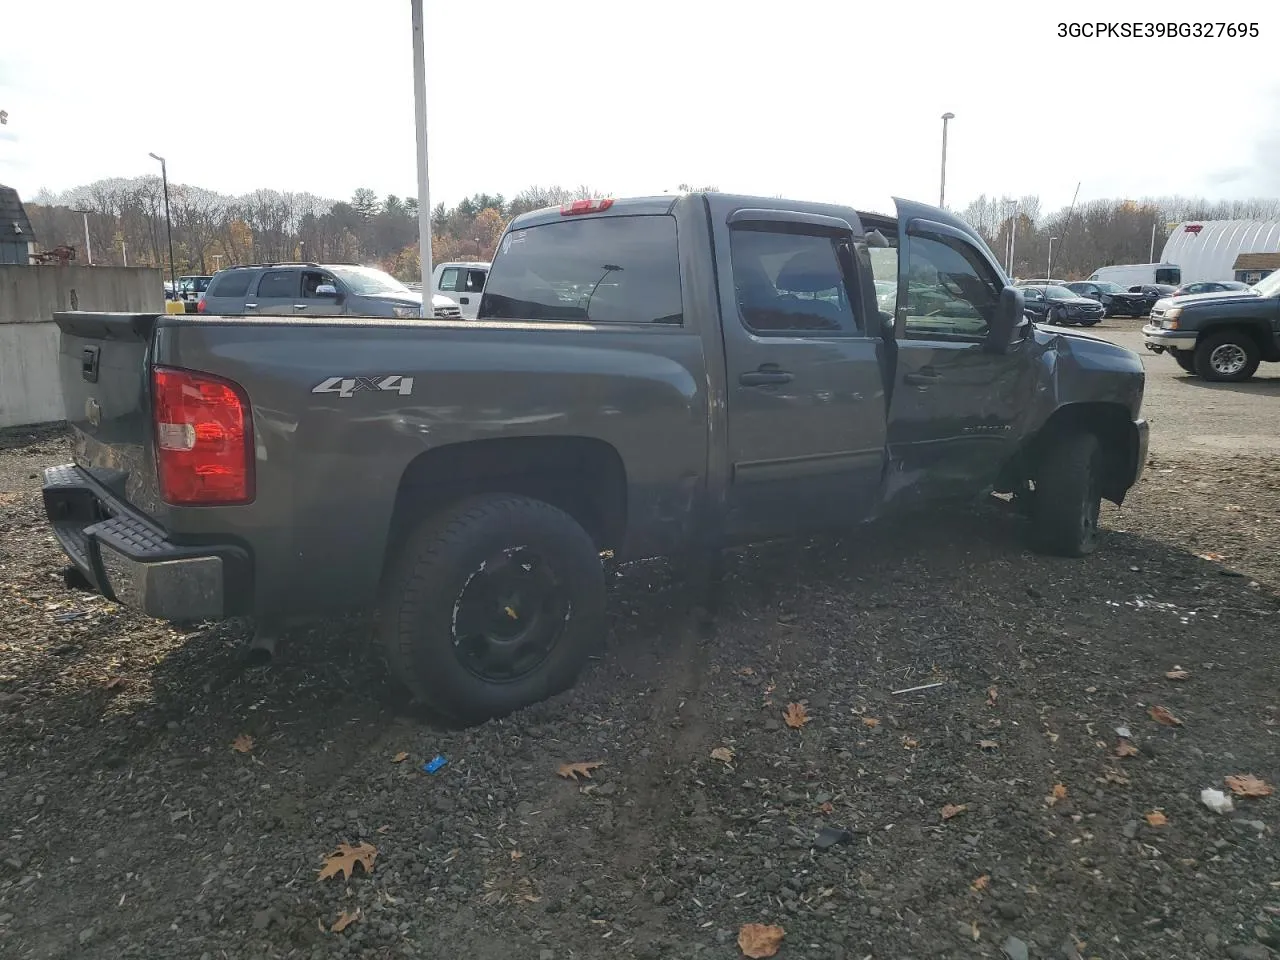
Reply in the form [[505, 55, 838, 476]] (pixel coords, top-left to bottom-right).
[[1141, 271, 1280, 381], [43, 192, 1148, 723]]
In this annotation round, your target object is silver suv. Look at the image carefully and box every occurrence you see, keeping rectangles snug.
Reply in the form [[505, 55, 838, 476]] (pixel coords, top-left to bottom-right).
[[197, 262, 461, 319]]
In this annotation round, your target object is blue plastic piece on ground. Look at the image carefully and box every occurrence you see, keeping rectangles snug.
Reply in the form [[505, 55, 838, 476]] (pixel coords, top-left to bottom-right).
[[423, 755, 448, 774]]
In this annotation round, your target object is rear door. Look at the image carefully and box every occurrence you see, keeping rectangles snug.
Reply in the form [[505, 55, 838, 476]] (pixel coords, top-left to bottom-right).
[[886, 199, 1037, 504], [708, 200, 888, 539], [250, 269, 302, 316], [458, 267, 488, 319]]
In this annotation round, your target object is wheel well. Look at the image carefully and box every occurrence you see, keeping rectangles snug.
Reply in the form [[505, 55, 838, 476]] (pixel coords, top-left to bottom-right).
[[1012, 403, 1137, 506], [1198, 323, 1273, 358], [382, 436, 628, 574]]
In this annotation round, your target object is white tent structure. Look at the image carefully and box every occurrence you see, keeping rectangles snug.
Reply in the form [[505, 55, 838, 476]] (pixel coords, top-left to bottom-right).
[[1160, 220, 1280, 284]]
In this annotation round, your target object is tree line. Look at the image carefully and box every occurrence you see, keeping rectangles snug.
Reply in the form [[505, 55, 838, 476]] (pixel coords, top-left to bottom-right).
[[25, 177, 1279, 282]]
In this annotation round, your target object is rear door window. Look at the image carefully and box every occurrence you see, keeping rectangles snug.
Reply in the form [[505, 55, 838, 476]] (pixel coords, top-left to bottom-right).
[[728, 228, 859, 335], [479, 215, 683, 325], [464, 269, 487, 293], [257, 270, 300, 299], [207, 271, 253, 298]]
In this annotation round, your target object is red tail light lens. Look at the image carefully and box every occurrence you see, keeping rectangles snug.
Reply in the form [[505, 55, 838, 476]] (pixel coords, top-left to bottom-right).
[[152, 366, 253, 505], [560, 198, 614, 216], [196, 298, 207, 313]]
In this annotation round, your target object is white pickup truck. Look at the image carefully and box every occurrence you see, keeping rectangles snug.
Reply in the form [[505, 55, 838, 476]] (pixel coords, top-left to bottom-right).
[[431, 261, 490, 319]]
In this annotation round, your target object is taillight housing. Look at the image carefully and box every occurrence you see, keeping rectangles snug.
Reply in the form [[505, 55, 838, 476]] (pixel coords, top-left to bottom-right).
[[560, 197, 614, 216], [196, 298, 207, 313], [152, 366, 254, 505]]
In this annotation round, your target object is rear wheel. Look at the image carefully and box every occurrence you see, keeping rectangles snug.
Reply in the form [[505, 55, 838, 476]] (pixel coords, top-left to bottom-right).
[[1193, 330, 1260, 382], [1029, 432, 1104, 558], [380, 494, 606, 724]]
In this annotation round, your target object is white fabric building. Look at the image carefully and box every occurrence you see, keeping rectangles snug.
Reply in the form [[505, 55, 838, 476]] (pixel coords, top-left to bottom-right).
[[1160, 220, 1280, 283]]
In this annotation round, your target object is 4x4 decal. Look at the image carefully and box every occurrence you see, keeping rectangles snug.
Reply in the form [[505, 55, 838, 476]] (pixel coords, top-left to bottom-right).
[[312, 375, 415, 398]]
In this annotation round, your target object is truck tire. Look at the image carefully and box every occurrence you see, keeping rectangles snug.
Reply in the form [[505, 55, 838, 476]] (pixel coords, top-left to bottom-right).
[[1193, 331, 1260, 382], [381, 494, 606, 724], [1029, 432, 1104, 558], [1171, 350, 1196, 373]]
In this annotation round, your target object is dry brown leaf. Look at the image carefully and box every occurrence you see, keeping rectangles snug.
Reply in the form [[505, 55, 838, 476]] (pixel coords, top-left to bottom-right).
[[710, 746, 735, 764], [103, 676, 128, 692], [738, 922, 786, 959], [510, 850, 523, 861], [1046, 783, 1068, 807], [986, 686, 998, 707], [782, 703, 810, 729], [1103, 767, 1130, 786], [970, 919, 981, 941], [317, 842, 377, 882], [1149, 705, 1183, 727], [818, 801, 834, 815], [735, 666, 756, 676], [557, 761, 604, 781], [1225, 774, 1274, 798], [971, 874, 990, 892], [1115, 740, 1140, 757], [941, 803, 968, 820], [978, 739, 999, 751], [1197, 552, 1225, 562], [1145, 811, 1168, 827], [230, 734, 255, 754], [331, 908, 361, 933], [1165, 667, 1191, 681], [902, 736, 920, 749], [862, 717, 880, 728], [390, 752, 409, 764]]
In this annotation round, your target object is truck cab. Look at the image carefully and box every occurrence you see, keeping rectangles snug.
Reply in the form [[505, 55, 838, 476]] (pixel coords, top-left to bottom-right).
[[432, 261, 490, 319]]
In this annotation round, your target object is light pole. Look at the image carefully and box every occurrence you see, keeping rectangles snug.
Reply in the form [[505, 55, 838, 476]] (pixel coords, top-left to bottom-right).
[[1047, 236, 1057, 280], [148, 152, 177, 298], [74, 209, 93, 265], [411, 0, 433, 316], [939, 112, 954, 208]]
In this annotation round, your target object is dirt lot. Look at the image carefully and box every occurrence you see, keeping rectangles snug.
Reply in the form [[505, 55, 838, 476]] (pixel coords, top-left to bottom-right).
[[2, 324, 1278, 960]]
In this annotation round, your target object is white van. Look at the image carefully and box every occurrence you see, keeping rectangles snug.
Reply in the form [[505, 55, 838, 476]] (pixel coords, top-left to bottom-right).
[[432, 261, 490, 319], [1087, 263, 1181, 288]]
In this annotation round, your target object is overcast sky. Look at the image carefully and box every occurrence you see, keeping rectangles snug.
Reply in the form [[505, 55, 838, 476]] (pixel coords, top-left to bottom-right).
[[2, 0, 1277, 216]]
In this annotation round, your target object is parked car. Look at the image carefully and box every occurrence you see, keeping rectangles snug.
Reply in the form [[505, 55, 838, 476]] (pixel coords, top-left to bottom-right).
[[176, 275, 213, 314], [1019, 284, 1106, 326], [43, 192, 1147, 724], [196, 262, 461, 318], [1127, 283, 1178, 316], [432, 261, 490, 320], [1064, 280, 1149, 317], [1016, 278, 1070, 287], [1142, 271, 1278, 381], [1171, 280, 1252, 298]]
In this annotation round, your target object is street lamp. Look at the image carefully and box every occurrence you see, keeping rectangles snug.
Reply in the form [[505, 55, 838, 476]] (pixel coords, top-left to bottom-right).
[[1047, 236, 1058, 280], [939, 112, 955, 208], [1004, 199, 1019, 276], [73, 209, 92, 265], [411, 0, 433, 317], [148, 152, 177, 299]]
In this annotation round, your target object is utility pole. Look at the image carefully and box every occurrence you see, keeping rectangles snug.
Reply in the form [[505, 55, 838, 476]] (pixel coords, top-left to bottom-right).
[[148, 153, 178, 297], [75, 209, 93, 265], [1149, 219, 1157, 262], [411, 0, 433, 317], [939, 112, 954, 208]]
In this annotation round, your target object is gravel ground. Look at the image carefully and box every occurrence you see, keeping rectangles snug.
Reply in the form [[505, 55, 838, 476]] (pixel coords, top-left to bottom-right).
[[2, 332, 1278, 960]]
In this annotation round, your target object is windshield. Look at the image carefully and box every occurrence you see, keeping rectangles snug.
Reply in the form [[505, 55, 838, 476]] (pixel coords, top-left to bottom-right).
[[1093, 281, 1125, 294], [1253, 271, 1280, 297], [1045, 285, 1077, 299], [328, 265, 411, 296]]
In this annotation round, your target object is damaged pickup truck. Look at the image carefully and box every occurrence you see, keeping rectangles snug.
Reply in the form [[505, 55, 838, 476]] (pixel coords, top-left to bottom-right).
[[43, 192, 1148, 723]]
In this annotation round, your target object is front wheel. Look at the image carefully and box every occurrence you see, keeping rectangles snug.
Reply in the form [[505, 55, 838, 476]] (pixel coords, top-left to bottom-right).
[[1171, 349, 1196, 373], [1193, 331, 1260, 382], [380, 494, 606, 724], [1029, 432, 1104, 557]]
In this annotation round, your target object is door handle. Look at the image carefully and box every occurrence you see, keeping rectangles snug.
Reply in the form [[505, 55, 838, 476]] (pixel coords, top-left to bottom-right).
[[740, 366, 794, 386], [459, 296, 470, 305], [904, 368, 941, 386], [293, 304, 307, 310], [244, 303, 257, 310]]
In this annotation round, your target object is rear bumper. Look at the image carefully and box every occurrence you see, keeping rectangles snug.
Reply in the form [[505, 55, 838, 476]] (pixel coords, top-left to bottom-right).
[[42, 465, 249, 622]]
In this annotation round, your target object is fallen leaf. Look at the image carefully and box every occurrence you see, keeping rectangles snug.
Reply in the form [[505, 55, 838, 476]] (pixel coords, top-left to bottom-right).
[[738, 922, 785, 959], [391, 752, 409, 764], [103, 676, 128, 691], [862, 717, 880, 728], [970, 919, 981, 941], [376, 824, 391, 834], [978, 739, 999, 751], [1115, 740, 1140, 757], [971, 874, 990, 892], [1103, 767, 1130, 786], [1145, 811, 1168, 827], [1149, 705, 1183, 727], [735, 666, 756, 676], [941, 803, 968, 820], [710, 746, 735, 764], [231, 734, 255, 754], [986, 686, 998, 707], [782, 703, 810, 729], [317, 842, 377, 882], [818, 801, 834, 815], [1046, 783, 1068, 807], [510, 850, 523, 861], [557, 761, 604, 781], [1165, 668, 1191, 681], [1225, 774, 1273, 798], [331, 907, 361, 933], [1197, 552, 1224, 561], [902, 735, 920, 749]]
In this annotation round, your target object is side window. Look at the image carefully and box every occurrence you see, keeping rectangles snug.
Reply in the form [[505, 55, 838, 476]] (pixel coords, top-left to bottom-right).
[[464, 269, 487, 292], [728, 228, 859, 336], [902, 234, 999, 339], [1023, 288, 1043, 301], [300, 270, 336, 297], [208, 271, 252, 298], [257, 270, 299, 299], [438, 267, 462, 292]]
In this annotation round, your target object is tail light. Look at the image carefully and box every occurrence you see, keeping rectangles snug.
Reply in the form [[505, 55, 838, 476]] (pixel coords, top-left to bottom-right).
[[560, 198, 614, 216], [196, 298, 207, 313], [152, 366, 253, 505]]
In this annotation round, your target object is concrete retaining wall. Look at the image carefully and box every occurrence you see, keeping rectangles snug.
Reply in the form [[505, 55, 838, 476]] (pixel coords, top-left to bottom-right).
[[0, 266, 163, 428]]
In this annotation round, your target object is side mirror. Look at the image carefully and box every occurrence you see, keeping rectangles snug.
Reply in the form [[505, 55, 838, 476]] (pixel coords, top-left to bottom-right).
[[984, 285, 1025, 354], [315, 284, 338, 297]]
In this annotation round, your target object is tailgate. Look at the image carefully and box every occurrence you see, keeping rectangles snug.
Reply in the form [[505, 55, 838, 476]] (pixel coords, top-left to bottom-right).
[[54, 312, 166, 514]]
